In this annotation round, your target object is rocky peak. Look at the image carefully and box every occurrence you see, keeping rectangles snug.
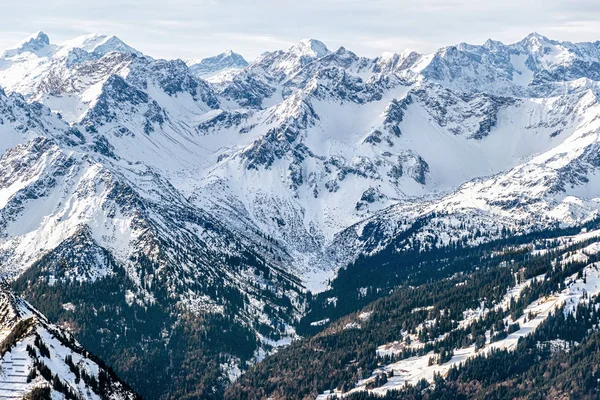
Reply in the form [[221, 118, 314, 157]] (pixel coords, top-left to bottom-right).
[[188, 49, 249, 77], [2, 31, 51, 57]]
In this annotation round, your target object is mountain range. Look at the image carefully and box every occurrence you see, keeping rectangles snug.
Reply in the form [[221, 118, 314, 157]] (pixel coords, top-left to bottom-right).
[[2, 30, 600, 398]]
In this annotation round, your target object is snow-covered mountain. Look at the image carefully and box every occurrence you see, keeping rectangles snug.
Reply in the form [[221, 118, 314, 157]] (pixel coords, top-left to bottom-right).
[[194, 33, 600, 288], [4, 30, 600, 287], [187, 50, 248, 81], [0, 283, 139, 399], [4, 30, 600, 397]]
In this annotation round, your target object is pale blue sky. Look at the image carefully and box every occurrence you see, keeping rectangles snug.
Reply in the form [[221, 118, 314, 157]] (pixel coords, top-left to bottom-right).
[[1, 0, 600, 60]]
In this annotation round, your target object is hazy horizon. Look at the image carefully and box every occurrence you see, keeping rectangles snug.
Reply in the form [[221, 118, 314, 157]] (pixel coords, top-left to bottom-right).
[[2, 0, 600, 61]]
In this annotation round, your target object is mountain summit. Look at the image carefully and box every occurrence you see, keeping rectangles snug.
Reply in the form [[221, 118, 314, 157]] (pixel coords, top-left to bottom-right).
[[2, 31, 51, 57], [289, 38, 330, 57], [187, 49, 248, 78]]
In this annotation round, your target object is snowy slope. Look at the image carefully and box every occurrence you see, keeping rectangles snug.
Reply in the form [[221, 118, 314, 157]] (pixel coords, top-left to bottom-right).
[[0, 283, 139, 400], [0, 80, 305, 394]]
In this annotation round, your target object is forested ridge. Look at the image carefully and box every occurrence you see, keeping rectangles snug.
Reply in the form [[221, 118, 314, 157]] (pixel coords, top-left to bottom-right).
[[229, 224, 600, 399]]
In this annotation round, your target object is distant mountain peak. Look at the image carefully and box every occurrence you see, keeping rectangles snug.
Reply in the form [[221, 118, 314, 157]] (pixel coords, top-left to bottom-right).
[[91, 34, 143, 57], [2, 31, 143, 62], [3, 31, 51, 57], [483, 38, 505, 49], [290, 38, 330, 58], [523, 31, 551, 41], [518, 32, 555, 48], [188, 49, 248, 78], [25, 30, 50, 46]]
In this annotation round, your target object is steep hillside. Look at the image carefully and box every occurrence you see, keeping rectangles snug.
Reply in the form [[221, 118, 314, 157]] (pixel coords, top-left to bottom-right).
[[0, 283, 139, 400], [230, 226, 600, 399]]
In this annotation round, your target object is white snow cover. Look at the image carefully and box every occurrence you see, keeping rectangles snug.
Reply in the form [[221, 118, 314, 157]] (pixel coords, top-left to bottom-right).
[[0, 287, 137, 399], [4, 28, 600, 397], [2, 31, 600, 294]]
